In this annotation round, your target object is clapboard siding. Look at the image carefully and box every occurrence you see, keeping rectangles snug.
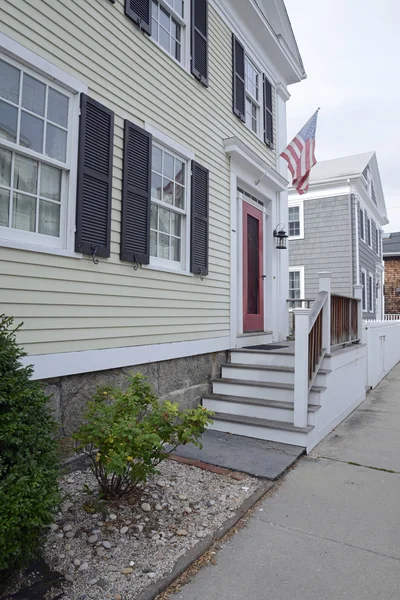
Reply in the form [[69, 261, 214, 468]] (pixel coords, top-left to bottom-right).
[[289, 196, 353, 298], [0, 0, 277, 355]]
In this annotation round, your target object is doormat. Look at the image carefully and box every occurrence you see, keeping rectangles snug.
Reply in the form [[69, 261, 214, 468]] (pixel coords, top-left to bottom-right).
[[243, 344, 289, 350]]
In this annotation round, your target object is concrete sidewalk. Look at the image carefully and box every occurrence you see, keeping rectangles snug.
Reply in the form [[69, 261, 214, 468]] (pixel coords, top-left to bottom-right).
[[172, 364, 400, 600]]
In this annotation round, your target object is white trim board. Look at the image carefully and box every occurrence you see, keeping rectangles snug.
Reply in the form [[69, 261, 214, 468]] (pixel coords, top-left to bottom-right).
[[22, 336, 232, 380]]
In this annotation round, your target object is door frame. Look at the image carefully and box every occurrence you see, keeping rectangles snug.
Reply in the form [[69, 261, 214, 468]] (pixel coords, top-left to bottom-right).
[[242, 200, 264, 332]]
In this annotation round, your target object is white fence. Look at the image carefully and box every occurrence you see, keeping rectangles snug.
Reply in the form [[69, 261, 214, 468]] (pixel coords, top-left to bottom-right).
[[363, 320, 400, 388], [384, 314, 400, 321]]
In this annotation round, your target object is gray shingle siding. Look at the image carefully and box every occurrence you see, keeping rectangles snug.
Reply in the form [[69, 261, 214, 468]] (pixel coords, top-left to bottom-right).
[[289, 195, 353, 298]]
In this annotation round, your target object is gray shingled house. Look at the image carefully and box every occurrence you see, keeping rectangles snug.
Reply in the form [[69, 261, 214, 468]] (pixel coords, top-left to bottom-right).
[[288, 152, 388, 320]]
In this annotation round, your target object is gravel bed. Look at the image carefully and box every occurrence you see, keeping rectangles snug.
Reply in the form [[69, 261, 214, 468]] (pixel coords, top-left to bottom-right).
[[44, 460, 259, 600]]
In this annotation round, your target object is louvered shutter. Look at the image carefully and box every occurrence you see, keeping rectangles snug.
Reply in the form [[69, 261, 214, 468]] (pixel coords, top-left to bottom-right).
[[191, 0, 208, 86], [232, 35, 245, 122], [263, 75, 274, 147], [190, 161, 209, 276], [75, 95, 114, 258], [124, 0, 151, 35], [120, 121, 152, 265]]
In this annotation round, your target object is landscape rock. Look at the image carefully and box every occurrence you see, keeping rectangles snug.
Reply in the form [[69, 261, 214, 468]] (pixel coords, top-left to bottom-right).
[[88, 534, 98, 544], [141, 503, 151, 512], [121, 567, 134, 575], [102, 541, 112, 549], [176, 529, 188, 536], [120, 526, 129, 534]]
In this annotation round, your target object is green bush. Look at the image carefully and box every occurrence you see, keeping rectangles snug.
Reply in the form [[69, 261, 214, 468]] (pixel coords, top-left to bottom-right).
[[0, 316, 60, 572], [74, 375, 214, 499]]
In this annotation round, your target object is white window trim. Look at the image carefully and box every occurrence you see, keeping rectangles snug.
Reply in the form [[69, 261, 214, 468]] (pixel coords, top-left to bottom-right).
[[149, 0, 191, 73], [0, 34, 86, 258], [288, 201, 304, 240], [244, 55, 261, 139], [368, 272, 374, 313], [361, 268, 367, 311], [367, 216, 372, 248], [289, 265, 305, 300], [144, 123, 193, 276], [359, 207, 365, 242]]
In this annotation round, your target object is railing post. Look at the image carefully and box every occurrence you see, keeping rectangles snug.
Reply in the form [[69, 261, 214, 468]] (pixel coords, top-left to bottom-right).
[[353, 284, 363, 340], [318, 271, 332, 354], [293, 307, 311, 428]]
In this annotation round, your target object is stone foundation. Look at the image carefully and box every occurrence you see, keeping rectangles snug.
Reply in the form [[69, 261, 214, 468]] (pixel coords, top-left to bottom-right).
[[43, 351, 228, 438]]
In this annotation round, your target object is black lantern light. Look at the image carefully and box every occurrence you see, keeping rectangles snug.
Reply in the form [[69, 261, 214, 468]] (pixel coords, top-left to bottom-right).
[[273, 224, 288, 250]]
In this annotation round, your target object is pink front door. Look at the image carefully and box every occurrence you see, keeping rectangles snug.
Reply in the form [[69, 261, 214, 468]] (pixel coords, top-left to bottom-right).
[[243, 202, 264, 332]]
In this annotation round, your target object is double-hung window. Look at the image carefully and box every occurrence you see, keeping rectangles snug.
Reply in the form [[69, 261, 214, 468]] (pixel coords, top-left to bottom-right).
[[288, 204, 303, 239], [152, 0, 184, 62], [289, 270, 301, 304], [368, 273, 374, 312], [359, 207, 365, 241], [150, 144, 188, 269], [366, 216, 371, 247], [0, 56, 75, 249], [361, 270, 367, 311], [244, 57, 260, 135]]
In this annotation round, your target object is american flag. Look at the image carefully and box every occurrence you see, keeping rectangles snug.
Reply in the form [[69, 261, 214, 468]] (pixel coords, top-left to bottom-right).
[[280, 109, 319, 195]]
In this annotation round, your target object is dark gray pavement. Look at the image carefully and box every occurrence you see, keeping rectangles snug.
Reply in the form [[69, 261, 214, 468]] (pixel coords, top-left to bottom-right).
[[172, 430, 304, 479], [172, 364, 400, 600]]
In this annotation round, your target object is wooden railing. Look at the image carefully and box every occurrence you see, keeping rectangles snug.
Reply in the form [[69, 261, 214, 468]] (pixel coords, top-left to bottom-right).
[[308, 291, 328, 388], [331, 294, 359, 347]]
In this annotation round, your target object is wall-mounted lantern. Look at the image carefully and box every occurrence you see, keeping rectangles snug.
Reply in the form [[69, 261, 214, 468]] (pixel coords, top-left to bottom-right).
[[273, 224, 288, 250]]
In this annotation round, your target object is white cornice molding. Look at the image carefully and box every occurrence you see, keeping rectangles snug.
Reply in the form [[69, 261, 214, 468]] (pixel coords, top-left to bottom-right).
[[276, 83, 291, 101]]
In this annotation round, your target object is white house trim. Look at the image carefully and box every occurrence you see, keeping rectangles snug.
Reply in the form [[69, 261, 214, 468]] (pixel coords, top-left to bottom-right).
[[289, 265, 305, 298], [288, 199, 304, 240], [144, 123, 195, 161], [23, 336, 232, 381]]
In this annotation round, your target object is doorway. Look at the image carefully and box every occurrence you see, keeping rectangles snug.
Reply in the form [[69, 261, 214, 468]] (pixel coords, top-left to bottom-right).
[[242, 201, 264, 332]]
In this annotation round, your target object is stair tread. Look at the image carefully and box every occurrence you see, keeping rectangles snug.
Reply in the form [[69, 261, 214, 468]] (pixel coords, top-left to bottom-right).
[[211, 411, 314, 433], [215, 377, 326, 393], [225, 363, 331, 375], [231, 348, 295, 356], [204, 393, 320, 412]]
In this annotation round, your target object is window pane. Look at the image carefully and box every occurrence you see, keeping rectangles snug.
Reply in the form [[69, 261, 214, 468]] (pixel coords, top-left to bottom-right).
[[38, 199, 60, 237], [171, 19, 181, 41], [171, 236, 181, 262], [12, 192, 36, 232], [152, 18, 159, 41], [160, 6, 170, 30], [0, 60, 20, 104], [40, 164, 61, 201], [174, 183, 184, 208], [151, 172, 162, 200], [150, 230, 157, 257], [171, 212, 181, 236], [150, 203, 158, 230], [47, 88, 69, 128], [152, 146, 162, 173], [0, 188, 10, 226], [159, 207, 170, 233], [22, 74, 45, 117], [0, 100, 18, 142], [162, 178, 173, 205], [289, 206, 299, 221], [14, 154, 38, 194], [173, 39, 181, 62], [46, 124, 67, 162], [20, 111, 44, 152], [159, 27, 170, 53], [159, 233, 169, 259], [0, 148, 12, 187], [174, 158, 185, 183], [164, 152, 174, 179]]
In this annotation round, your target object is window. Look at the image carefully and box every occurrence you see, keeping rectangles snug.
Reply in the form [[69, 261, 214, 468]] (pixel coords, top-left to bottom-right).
[[152, 0, 184, 62], [150, 144, 188, 268], [361, 269, 367, 311], [288, 204, 303, 238], [289, 267, 304, 308], [0, 56, 75, 248], [366, 216, 371, 247], [244, 57, 260, 134], [368, 273, 374, 312], [359, 207, 365, 241], [376, 228, 380, 256]]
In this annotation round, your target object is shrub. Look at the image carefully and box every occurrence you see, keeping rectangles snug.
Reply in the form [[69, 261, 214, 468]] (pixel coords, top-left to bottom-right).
[[0, 316, 60, 572], [74, 375, 214, 499]]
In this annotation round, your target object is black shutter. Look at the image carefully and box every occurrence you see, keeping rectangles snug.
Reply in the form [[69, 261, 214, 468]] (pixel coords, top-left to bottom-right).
[[124, 0, 151, 35], [191, 161, 209, 276], [263, 75, 273, 147], [232, 34, 245, 122], [191, 0, 208, 86], [120, 121, 152, 265], [75, 95, 114, 259]]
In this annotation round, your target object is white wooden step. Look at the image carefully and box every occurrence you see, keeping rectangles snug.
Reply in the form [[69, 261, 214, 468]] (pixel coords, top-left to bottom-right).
[[230, 349, 295, 368], [203, 393, 320, 425], [221, 363, 330, 387], [212, 378, 325, 404], [208, 412, 312, 447]]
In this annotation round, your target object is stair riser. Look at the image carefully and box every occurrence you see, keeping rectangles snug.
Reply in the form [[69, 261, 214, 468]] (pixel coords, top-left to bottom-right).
[[207, 420, 308, 447], [204, 398, 317, 426], [221, 366, 327, 387], [212, 381, 322, 404], [230, 352, 294, 368]]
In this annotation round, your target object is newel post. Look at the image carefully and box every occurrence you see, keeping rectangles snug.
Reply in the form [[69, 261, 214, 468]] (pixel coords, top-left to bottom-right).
[[293, 307, 311, 428], [319, 271, 332, 354], [353, 284, 363, 341]]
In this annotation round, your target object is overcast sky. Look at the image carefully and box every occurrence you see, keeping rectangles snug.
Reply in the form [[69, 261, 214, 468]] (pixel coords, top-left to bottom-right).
[[285, 0, 400, 232]]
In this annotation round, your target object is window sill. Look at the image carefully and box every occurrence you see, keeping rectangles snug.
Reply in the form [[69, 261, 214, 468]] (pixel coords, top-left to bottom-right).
[[0, 238, 83, 259], [289, 235, 304, 241], [148, 36, 190, 77], [143, 263, 194, 277]]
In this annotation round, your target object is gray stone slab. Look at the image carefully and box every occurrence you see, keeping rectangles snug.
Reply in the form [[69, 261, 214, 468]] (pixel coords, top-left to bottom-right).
[[171, 430, 304, 479]]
